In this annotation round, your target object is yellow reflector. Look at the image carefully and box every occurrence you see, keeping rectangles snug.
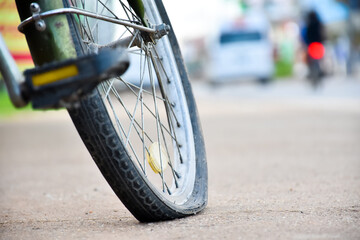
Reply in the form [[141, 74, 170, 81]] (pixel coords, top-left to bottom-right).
[[146, 142, 169, 174], [32, 65, 79, 87]]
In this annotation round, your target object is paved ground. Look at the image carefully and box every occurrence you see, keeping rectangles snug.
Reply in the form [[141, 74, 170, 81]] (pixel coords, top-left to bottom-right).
[[1, 77, 360, 239]]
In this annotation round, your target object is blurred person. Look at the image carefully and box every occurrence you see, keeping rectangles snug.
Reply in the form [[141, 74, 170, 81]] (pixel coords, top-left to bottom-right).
[[302, 10, 326, 88], [347, 0, 360, 76]]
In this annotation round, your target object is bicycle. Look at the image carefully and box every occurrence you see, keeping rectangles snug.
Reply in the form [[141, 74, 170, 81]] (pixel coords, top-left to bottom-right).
[[0, 0, 207, 222]]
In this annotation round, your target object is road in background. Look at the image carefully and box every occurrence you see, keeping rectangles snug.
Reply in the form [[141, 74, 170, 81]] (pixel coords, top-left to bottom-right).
[[1, 76, 359, 239]]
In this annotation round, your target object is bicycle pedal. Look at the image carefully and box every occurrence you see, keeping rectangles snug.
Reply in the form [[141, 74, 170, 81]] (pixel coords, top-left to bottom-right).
[[23, 48, 129, 109]]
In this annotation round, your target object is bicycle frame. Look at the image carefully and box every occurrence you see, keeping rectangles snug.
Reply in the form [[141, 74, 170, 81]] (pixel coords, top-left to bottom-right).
[[16, 1, 77, 65], [1, 0, 167, 108], [0, 0, 80, 107], [0, 33, 26, 107]]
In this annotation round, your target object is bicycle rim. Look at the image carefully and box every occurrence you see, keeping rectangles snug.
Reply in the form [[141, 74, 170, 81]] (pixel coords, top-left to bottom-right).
[[69, 0, 196, 205]]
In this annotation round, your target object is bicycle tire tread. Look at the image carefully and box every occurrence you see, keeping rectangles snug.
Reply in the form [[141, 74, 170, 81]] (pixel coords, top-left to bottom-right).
[[65, 0, 207, 222], [68, 90, 186, 222]]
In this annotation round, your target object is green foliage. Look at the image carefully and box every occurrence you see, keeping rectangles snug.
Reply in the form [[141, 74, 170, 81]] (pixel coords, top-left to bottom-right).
[[275, 59, 293, 77]]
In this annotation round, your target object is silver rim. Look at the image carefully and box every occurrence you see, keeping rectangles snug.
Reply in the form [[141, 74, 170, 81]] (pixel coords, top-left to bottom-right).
[[70, 0, 196, 205]]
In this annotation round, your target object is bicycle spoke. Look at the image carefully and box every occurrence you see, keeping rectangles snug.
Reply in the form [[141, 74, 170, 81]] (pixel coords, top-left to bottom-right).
[[74, 1, 95, 43], [115, 77, 178, 148], [124, 59, 146, 148], [147, 48, 181, 186], [98, 0, 121, 20], [152, 47, 171, 83], [118, 0, 141, 23], [90, 0, 107, 40], [102, 82, 149, 174], [108, 82, 155, 145], [103, 78, 115, 100], [127, 30, 140, 49], [118, 79, 166, 102], [146, 44, 166, 192], [148, 46, 184, 164], [100, 83, 124, 142], [72, 0, 195, 198], [151, 50, 183, 131]]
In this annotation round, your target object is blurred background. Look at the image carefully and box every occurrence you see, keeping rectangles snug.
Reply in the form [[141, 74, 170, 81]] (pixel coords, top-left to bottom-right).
[[1, 0, 360, 111], [164, 0, 360, 85]]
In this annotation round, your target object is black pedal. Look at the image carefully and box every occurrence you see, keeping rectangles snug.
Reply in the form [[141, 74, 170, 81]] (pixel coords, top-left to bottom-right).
[[23, 48, 129, 109]]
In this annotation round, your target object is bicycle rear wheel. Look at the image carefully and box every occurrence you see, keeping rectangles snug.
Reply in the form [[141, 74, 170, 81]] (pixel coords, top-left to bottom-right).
[[66, 0, 207, 222]]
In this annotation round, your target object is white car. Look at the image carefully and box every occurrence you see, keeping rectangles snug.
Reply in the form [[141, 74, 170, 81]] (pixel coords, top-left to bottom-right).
[[208, 13, 274, 84]]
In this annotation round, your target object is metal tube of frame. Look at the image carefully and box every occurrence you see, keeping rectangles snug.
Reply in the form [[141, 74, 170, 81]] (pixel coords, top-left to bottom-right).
[[18, 7, 156, 34], [0, 33, 27, 108]]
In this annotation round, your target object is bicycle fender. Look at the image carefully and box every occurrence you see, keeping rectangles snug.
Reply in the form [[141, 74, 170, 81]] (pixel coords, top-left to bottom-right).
[[15, 0, 77, 66]]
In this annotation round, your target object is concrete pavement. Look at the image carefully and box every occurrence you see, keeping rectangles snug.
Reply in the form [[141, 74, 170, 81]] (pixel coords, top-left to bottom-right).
[[1, 77, 359, 239]]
